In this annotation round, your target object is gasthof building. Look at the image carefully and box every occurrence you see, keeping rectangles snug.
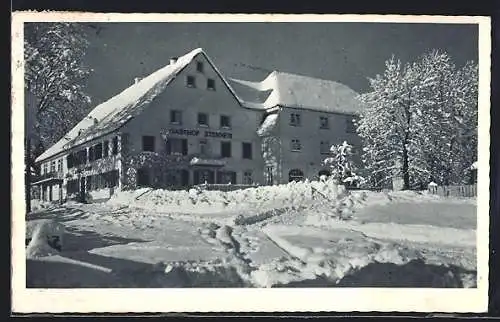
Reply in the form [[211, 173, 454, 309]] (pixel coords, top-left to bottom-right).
[[31, 48, 363, 202]]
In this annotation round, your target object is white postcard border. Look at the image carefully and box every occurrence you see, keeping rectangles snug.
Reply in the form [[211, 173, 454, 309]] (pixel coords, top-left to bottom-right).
[[11, 12, 491, 313]]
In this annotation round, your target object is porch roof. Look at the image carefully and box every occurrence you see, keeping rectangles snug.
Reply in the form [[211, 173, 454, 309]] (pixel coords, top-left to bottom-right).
[[31, 177, 63, 186]]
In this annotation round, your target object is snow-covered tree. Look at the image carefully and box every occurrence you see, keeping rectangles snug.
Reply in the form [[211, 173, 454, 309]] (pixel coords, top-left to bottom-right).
[[323, 141, 365, 187], [24, 22, 92, 173], [356, 50, 478, 189]]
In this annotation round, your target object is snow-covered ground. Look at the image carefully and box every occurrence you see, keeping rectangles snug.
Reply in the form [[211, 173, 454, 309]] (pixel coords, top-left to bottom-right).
[[25, 179, 477, 288]]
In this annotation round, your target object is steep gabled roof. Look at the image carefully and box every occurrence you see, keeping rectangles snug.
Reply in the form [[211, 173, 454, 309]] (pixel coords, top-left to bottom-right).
[[35, 48, 244, 163], [230, 71, 363, 115]]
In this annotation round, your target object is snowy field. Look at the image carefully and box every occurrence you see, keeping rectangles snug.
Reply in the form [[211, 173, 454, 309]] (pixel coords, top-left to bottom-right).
[[25, 179, 477, 288]]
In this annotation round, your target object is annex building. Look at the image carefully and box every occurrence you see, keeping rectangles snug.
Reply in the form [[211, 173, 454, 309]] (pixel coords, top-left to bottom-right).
[[32, 48, 363, 202]]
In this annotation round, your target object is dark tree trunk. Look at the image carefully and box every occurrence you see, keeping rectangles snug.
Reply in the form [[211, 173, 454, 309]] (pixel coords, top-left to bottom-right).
[[401, 87, 412, 190], [25, 137, 31, 213], [402, 136, 410, 190]]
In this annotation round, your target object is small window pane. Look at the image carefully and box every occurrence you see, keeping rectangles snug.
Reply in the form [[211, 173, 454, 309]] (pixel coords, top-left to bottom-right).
[[291, 139, 301, 151], [187, 75, 196, 88], [142, 136, 155, 152], [198, 113, 209, 126], [207, 78, 216, 91], [220, 115, 231, 128], [221, 141, 231, 158], [320, 116, 329, 129], [242, 142, 252, 159], [196, 61, 204, 73]]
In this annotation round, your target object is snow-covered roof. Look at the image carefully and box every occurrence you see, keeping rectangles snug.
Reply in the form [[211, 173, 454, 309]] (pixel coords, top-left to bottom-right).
[[36, 50, 362, 163], [36, 48, 242, 163], [231, 71, 363, 115]]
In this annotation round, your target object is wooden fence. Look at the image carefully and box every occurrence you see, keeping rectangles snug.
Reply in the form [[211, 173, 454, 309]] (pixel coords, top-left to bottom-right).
[[428, 184, 477, 198]]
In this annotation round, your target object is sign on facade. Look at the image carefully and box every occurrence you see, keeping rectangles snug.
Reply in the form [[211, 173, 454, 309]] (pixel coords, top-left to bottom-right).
[[162, 128, 232, 139]]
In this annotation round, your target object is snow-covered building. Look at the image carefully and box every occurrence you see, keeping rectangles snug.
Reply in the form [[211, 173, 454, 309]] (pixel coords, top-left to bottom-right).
[[32, 48, 363, 202]]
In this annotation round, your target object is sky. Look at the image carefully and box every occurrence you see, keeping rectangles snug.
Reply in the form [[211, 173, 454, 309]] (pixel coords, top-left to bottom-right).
[[80, 22, 478, 106]]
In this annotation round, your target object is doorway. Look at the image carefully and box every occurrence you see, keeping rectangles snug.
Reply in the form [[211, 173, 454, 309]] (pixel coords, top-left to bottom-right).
[[194, 169, 215, 185]]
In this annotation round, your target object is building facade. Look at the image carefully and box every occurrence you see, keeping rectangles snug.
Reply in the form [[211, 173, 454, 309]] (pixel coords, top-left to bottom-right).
[[32, 48, 363, 202]]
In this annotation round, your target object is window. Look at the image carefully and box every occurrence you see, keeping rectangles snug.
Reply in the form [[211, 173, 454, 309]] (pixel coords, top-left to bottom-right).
[[243, 170, 253, 184], [170, 110, 182, 124], [346, 117, 356, 133], [220, 115, 231, 129], [57, 159, 62, 172], [88, 146, 95, 162], [186, 75, 196, 88], [112, 137, 119, 155], [289, 169, 304, 182], [166, 138, 188, 155], [94, 143, 103, 160], [242, 142, 252, 159], [194, 169, 215, 185], [221, 141, 231, 158], [320, 116, 329, 129], [142, 136, 155, 152], [74, 150, 87, 166], [103, 140, 109, 157], [199, 139, 209, 155], [196, 61, 204, 73], [198, 113, 209, 127], [291, 139, 302, 152], [50, 161, 56, 173], [67, 155, 74, 169], [217, 171, 237, 184], [290, 113, 301, 126], [320, 141, 330, 155], [42, 163, 48, 175], [137, 168, 150, 187], [207, 78, 216, 91]]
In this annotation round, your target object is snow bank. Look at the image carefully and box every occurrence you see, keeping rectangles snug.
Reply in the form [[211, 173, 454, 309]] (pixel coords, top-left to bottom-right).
[[30, 200, 56, 212], [26, 219, 65, 258], [108, 179, 344, 222], [252, 224, 476, 288]]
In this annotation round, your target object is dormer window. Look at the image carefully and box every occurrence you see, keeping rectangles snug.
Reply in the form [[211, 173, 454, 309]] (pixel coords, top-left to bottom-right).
[[186, 75, 196, 88], [196, 61, 204, 73]]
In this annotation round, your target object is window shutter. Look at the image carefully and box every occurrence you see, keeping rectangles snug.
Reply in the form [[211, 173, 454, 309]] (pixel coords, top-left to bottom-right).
[[182, 139, 188, 155]]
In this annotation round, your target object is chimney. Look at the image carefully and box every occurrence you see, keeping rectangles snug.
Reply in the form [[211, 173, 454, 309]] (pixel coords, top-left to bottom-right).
[[170, 57, 178, 65], [134, 77, 141, 84]]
